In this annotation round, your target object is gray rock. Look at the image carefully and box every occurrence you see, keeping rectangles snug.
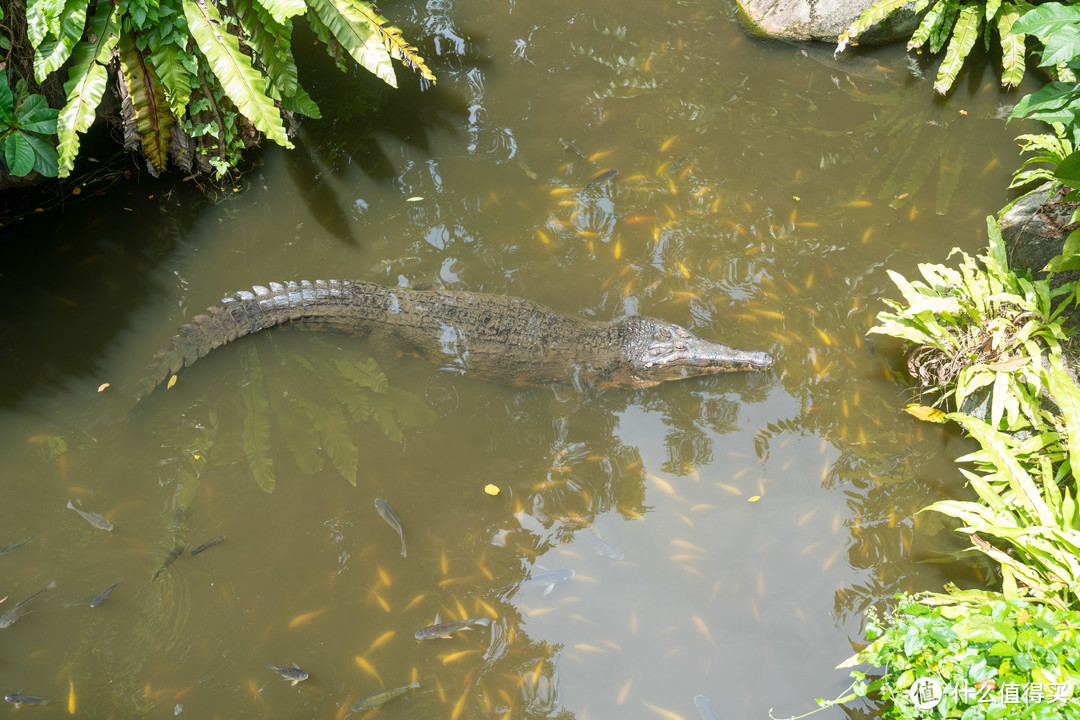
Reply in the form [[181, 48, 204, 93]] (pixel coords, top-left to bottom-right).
[[735, 0, 922, 44], [1000, 182, 1080, 290]]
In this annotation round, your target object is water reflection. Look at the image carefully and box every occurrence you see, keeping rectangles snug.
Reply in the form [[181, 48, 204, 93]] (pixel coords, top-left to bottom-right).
[[0, 0, 1036, 715]]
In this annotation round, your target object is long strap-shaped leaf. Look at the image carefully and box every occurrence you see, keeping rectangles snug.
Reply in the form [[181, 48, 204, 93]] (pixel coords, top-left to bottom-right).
[[183, 0, 293, 148], [345, 1, 434, 83], [997, 3, 1026, 88], [56, 0, 119, 177], [149, 42, 194, 118], [934, 4, 981, 95], [117, 31, 173, 175], [306, 0, 396, 86], [33, 0, 90, 83], [253, 0, 305, 25]]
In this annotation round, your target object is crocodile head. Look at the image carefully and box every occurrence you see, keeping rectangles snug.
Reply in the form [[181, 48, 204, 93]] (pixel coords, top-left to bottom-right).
[[615, 316, 774, 388]]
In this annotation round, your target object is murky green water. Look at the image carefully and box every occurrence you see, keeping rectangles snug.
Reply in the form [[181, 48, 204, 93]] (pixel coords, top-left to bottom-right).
[[0, 0, 1039, 717]]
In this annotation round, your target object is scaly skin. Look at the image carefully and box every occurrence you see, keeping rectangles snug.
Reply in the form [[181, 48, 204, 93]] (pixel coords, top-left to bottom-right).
[[136, 280, 773, 397]]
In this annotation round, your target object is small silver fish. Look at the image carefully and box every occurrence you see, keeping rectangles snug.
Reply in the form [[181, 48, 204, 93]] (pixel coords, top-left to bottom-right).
[[150, 545, 185, 582], [0, 537, 31, 556], [189, 534, 226, 556], [90, 580, 122, 608], [499, 567, 575, 597], [4, 692, 49, 707], [559, 137, 588, 161], [574, 530, 624, 560], [267, 663, 309, 686], [351, 680, 419, 711], [694, 694, 720, 720], [583, 169, 618, 191], [374, 498, 406, 558], [67, 500, 113, 531], [0, 581, 55, 628], [414, 617, 491, 640]]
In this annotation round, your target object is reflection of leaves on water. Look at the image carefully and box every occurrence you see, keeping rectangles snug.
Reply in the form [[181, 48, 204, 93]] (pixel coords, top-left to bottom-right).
[[149, 337, 436, 494]]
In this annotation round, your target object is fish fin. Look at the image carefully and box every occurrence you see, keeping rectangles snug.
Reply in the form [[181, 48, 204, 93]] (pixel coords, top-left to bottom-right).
[[541, 584, 554, 597]]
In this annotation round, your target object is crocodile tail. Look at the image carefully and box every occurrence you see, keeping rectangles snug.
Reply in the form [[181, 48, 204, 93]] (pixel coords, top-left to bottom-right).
[[133, 280, 322, 399]]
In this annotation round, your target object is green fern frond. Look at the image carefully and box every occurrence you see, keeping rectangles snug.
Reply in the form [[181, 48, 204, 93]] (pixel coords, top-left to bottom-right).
[[33, 0, 90, 82], [182, 0, 292, 148], [997, 4, 1025, 88], [347, 1, 435, 83], [306, 0, 396, 86], [836, 0, 915, 52], [928, 0, 961, 54], [252, 0, 305, 24], [908, 0, 946, 49], [56, 1, 119, 177], [148, 42, 194, 117], [234, 0, 298, 97], [934, 4, 980, 94]]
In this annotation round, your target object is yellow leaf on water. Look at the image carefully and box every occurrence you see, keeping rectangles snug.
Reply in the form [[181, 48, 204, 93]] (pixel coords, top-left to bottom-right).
[[166, 375, 177, 389], [96, 383, 110, 392], [748, 495, 761, 502], [68, 678, 76, 714], [904, 404, 947, 423], [484, 484, 500, 496]]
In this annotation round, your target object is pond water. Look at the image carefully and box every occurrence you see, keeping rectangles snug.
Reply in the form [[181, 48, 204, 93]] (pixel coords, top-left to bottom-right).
[[0, 0, 1041, 718]]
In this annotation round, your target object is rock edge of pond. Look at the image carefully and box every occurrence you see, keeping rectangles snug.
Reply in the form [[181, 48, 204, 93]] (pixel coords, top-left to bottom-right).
[[735, 0, 922, 44]]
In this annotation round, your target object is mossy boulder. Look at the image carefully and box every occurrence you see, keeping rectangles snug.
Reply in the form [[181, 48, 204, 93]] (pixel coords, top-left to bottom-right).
[[735, 0, 922, 44]]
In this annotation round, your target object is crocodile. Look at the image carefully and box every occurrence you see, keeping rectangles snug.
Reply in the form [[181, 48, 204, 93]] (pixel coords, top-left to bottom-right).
[[136, 280, 773, 397]]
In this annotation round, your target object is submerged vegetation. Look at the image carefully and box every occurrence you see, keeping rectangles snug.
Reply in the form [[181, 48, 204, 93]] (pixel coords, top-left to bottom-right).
[[0, 0, 434, 180]]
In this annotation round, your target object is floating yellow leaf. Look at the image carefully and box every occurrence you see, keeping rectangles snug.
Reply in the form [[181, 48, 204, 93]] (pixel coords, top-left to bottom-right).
[[166, 375, 177, 389], [484, 484, 500, 496], [68, 678, 76, 714], [904, 404, 947, 423], [96, 383, 110, 392], [406, 196, 424, 202], [748, 495, 761, 502]]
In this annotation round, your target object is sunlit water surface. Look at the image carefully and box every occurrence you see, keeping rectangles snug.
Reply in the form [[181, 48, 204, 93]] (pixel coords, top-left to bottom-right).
[[0, 0, 1038, 717]]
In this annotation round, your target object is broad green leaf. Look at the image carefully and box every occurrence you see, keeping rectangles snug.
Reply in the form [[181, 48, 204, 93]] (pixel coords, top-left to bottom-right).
[[148, 41, 193, 117], [1054, 148, 1080, 189], [233, 0, 299, 97], [253, 0, 305, 24], [56, 0, 119, 177], [4, 132, 34, 176], [950, 413, 1055, 525], [934, 4, 981, 95], [997, 4, 1025, 87], [1012, 2, 1080, 66], [280, 85, 321, 119], [16, 95, 58, 134], [836, 0, 914, 52], [1045, 356, 1080, 490], [929, 0, 962, 55], [306, 0, 396, 86], [386, 387, 437, 428], [1010, 82, 1080, 124], [26, 0, 66, 47], [32, 0, 90, 82], [23, 132, 59, 176], [117, 31, 173, 174], [1046, 228, 1080, 272], [345, 0, 435, 82], [240, 345, 275, 493], [952, 615, 1010, 643], [183, 0, 293, 148], [0, 73, 12, 125]]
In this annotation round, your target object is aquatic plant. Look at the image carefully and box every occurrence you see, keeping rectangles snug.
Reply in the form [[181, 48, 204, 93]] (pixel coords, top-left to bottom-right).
[[870, 216, 1070, 427], [831, 594, 1080, 719], [1, 0, 434, 179], [837, 0, 1028, 95]]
